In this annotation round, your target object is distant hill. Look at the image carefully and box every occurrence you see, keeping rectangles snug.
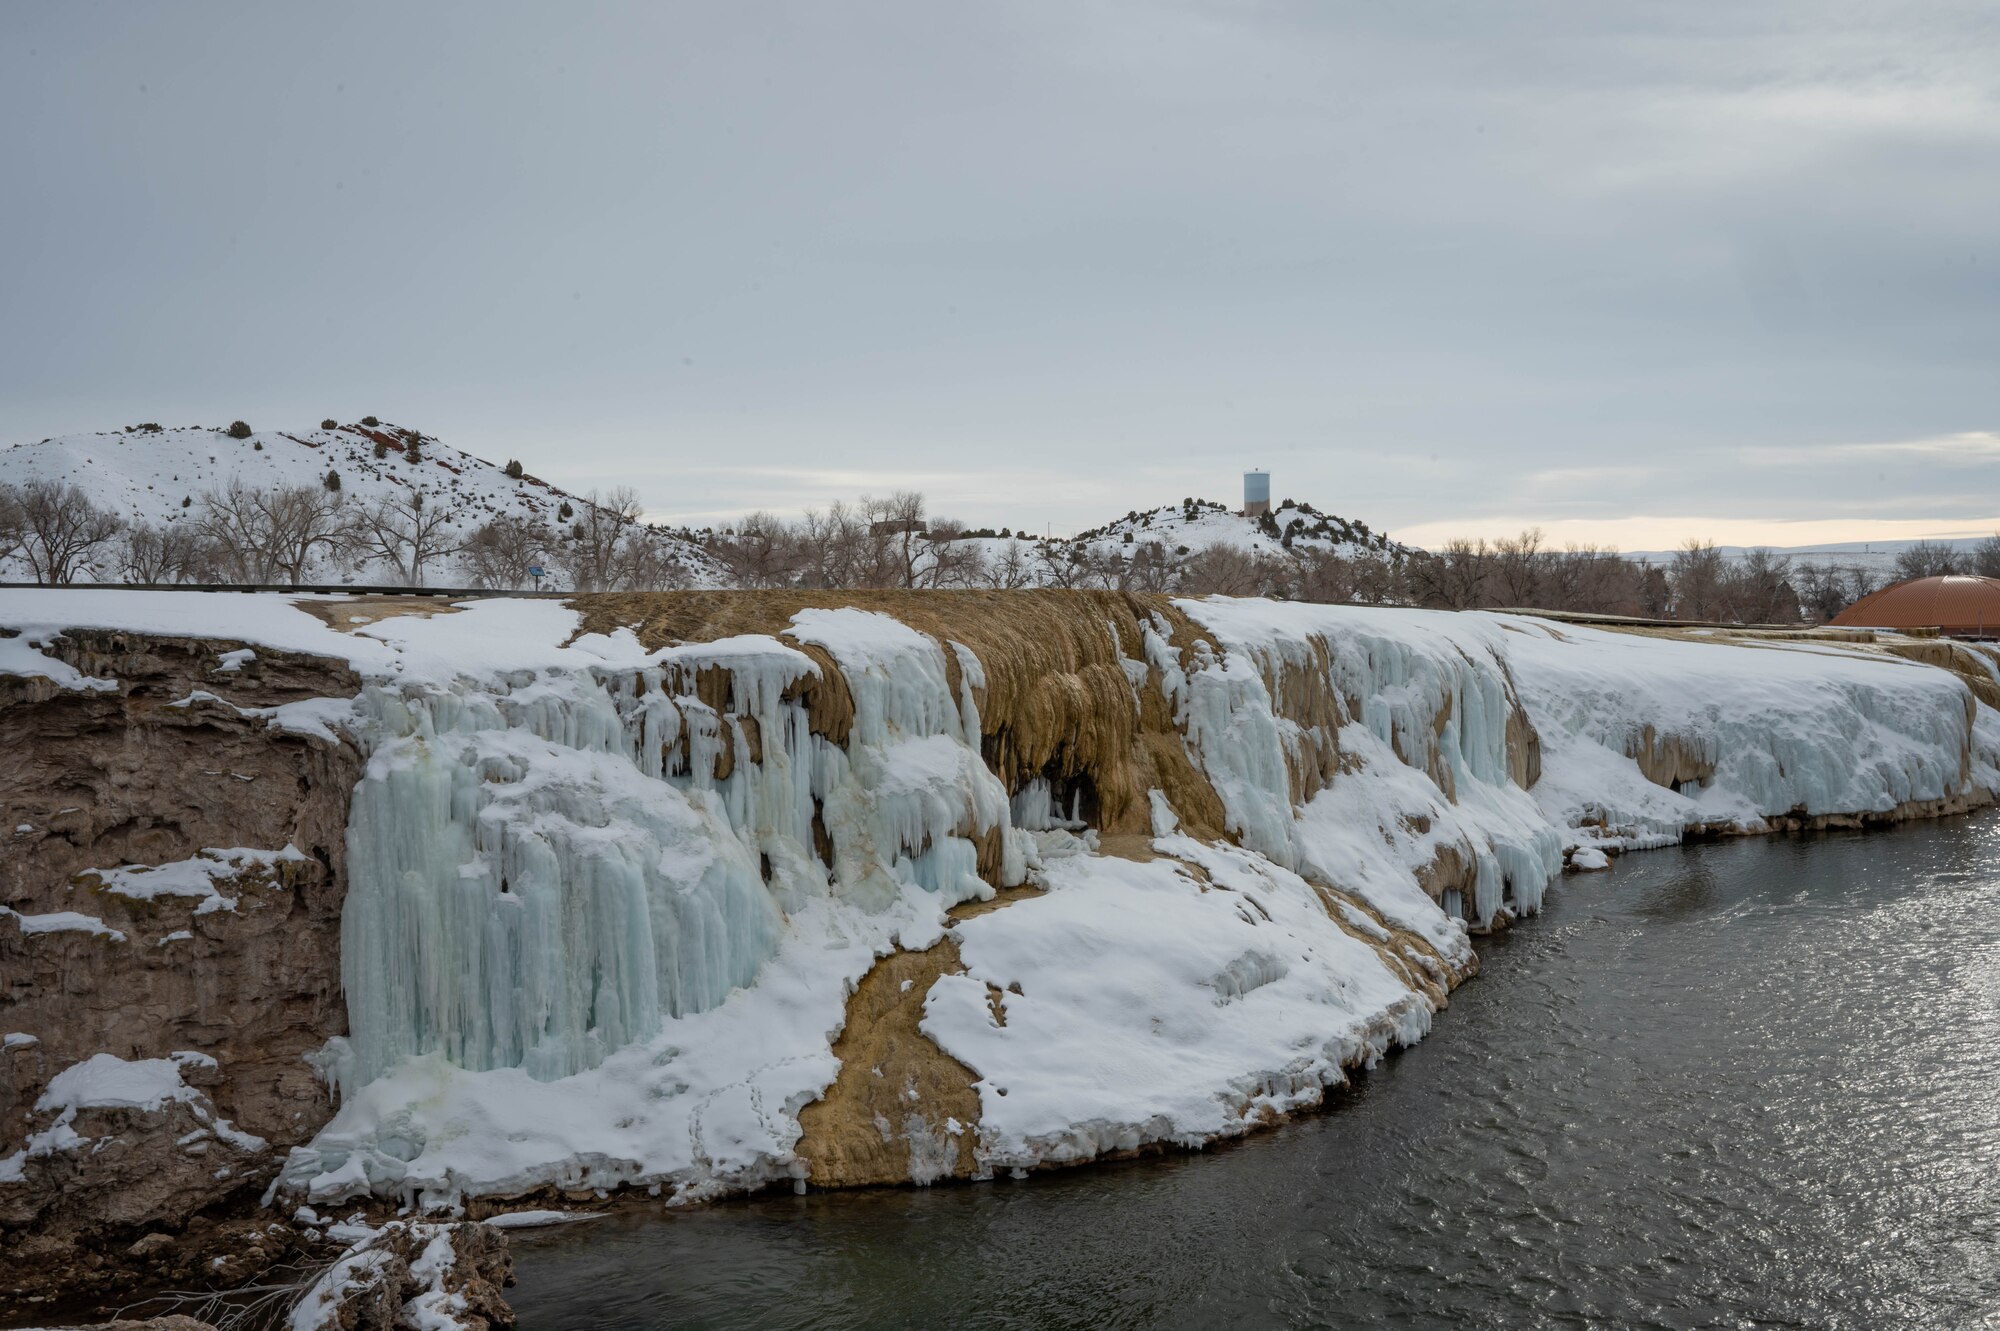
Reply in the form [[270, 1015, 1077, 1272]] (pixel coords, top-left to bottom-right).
[[1, 421, 1407, 590], [1072, 497, 1408, 560], [0, 421, 725, 588]]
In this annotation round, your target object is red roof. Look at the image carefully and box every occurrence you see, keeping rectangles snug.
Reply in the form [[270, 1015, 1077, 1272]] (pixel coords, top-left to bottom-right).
[[1830, 575, 2000, 634]]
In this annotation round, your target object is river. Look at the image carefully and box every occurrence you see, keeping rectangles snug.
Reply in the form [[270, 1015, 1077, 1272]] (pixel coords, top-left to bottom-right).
[[508, 817, 2000, 1329]]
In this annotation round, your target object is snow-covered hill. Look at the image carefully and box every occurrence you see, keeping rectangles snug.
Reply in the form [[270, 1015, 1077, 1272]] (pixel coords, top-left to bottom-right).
[[1, 420, 1406, 591], [0, 421, 725, 588], [939, 497, 1409, 588], [1072, 497, 1405, 560]]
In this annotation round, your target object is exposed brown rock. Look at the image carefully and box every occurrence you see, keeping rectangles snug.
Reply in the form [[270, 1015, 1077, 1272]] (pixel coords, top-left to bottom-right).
[[0, 631, 362, 1322], [796, 941, 983, 1188]]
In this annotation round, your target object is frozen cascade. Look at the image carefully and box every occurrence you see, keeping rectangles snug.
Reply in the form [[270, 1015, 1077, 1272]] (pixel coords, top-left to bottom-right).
[[338, 674, 784, 1090], [1170, 600, 1564, 934], [335, 613, 1030, 1098]]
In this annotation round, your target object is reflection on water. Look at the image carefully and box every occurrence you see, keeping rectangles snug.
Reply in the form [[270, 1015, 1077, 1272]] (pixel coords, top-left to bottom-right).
[[509, 817, 2000, 1330]]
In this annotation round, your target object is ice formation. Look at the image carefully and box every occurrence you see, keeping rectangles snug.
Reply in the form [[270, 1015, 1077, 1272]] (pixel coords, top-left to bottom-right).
[[3, 587, 1993, 1209], [331, 608, 1025, 1096]]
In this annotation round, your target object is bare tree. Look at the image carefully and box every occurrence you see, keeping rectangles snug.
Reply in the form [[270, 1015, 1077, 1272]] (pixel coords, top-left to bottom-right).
[[194, 480, 352, 584], [118, 522, 208, 584], [797, 502, 869, 589], [1034, 541, 1116, 590], [615, 527, 694, 591], [915, 520, 987, 588], [796, 499, 876, 587], [1895, 540, 1962, 580], [567, 487, 645, 591], [1488, 528, 1546, 607], [192, 480, 282, 582], [1796, 562, 1855, 623], [865, 490, 929, 589], [714, 510, 801, 588], [1722, 547, 1798, 623], [15, 481, 122, 585], [354, 491, 460, 585], [462, 515, 551, 590], [1177, 545, 1279, 597], [1291, 547, 1361, 603], [1118, 541, 1178, 594], [0, 485, 25, 568], [1971, 534, 2000, 578], [1406, 539, 1491, 610], [986, 537, 1035, 591], [1668, 540, 1727, 621], [273, 486, 354, 583]]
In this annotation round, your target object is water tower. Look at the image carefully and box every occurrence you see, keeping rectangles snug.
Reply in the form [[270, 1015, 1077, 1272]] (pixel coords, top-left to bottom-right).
[[1243, 470, 1271, 518]]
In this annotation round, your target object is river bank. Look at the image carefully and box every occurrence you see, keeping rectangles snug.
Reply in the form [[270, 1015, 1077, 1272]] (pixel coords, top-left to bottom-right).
[[507, 815, 2000, 1329]]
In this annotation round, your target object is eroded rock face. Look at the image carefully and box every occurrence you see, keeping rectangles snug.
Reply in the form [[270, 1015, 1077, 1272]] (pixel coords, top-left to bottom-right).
[[0, 631, 362, 1320]]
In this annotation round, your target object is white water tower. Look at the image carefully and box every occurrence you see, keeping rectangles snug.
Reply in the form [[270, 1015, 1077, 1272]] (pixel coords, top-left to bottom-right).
[[1243, 469, 1271, 518]]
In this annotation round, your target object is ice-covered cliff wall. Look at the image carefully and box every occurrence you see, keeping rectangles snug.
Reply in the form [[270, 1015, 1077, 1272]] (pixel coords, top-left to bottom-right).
[[5, 588, 1995, 1232]]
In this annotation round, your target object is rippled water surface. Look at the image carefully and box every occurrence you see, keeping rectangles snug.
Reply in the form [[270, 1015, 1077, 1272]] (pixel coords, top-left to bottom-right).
[[509, 819, 2000, 1329]]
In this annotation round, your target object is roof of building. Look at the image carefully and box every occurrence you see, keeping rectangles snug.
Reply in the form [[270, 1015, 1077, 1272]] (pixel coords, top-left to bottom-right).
[[1829, 574, 2000, 633]]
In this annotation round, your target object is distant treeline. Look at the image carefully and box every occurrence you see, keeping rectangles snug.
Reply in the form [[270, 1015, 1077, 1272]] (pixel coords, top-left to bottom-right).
[[0, 479, 705, 591], [707, 499, 2000, 622], [7, 476, 1997, 624]]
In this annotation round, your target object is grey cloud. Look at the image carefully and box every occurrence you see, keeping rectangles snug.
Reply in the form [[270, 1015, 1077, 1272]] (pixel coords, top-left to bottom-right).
[[2, 0, 1995, 544]]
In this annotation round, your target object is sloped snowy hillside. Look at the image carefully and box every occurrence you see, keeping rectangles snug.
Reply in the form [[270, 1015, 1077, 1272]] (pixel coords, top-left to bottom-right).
[[0, 421, 725, 588]]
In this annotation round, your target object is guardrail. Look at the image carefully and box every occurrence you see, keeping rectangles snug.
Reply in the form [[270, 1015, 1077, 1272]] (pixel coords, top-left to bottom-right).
[[0, 582, 570, 598], [1490, 607, 1827, 632]]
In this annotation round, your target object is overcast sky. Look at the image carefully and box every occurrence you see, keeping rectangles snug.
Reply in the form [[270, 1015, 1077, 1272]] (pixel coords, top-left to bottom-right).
[[3, 1, 1997, 549]]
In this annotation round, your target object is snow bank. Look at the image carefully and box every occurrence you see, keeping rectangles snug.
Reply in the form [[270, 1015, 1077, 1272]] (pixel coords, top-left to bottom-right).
[[1493, 615, 2000, 849], [924, 836, 1431, 1167]]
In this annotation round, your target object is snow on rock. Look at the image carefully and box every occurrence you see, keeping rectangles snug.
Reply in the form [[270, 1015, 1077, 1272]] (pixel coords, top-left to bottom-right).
[[0, 1051, 265, 1186], [1492, 614, 2000, 850], [0, 907, 126, 942], [39, 1051, 205, 1114], [0, 633, 119, 694], [286, 1219, 513, 1331], [76, 845, 309, 914], [8, 587, 1992, 1214]]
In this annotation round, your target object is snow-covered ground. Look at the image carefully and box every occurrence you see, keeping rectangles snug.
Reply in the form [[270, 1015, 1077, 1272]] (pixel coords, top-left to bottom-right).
[[2, 588, 1993, 1214]]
